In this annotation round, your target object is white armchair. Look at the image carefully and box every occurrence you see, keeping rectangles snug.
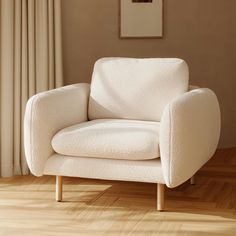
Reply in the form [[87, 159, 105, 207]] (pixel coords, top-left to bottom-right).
[[24, 58, 221, 211]]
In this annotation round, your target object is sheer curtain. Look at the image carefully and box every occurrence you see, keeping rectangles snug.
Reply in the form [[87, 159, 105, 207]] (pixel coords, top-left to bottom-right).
[[0, 0, 63, 177]]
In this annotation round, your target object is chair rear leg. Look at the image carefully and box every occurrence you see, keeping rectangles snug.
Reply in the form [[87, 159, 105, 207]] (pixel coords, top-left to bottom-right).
[[190, 175, 195, 185], [56, 176, 63, 202]]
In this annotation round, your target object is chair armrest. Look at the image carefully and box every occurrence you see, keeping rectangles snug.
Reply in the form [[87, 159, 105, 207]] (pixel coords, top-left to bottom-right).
[[160, 88, 221, 188], [24, 83, 90, 176]]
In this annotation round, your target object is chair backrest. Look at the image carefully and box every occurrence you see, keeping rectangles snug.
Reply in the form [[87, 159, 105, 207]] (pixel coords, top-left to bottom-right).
[[88, 57, 189, 121]]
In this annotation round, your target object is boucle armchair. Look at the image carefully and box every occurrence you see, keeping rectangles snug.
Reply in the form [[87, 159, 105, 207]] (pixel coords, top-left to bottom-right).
[[24, 58, 221, 211]]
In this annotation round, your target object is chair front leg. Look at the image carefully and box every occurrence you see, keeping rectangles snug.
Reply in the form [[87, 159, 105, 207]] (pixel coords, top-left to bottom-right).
[[157, 183, 165, 211], [56, 176, 63, 202]]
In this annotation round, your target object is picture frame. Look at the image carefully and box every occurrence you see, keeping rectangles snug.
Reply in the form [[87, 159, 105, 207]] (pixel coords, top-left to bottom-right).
[[119, 0, 163, 38]]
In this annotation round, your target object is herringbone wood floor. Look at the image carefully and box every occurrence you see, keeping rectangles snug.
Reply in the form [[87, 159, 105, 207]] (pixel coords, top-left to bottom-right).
[[0, 148, 236, 235]]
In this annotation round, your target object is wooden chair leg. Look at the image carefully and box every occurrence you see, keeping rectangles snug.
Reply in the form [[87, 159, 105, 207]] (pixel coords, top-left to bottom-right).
[[56, 176, 63, 202], [190, 175, 195, 185], [157, 183, 164, 211]]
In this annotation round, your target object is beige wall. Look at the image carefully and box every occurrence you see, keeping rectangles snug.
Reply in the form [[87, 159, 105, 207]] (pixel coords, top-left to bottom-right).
[[61, 0, 236, 148]]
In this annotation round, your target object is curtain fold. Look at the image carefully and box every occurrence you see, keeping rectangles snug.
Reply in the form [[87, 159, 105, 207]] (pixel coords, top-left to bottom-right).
[[0, 0, 63, 177]]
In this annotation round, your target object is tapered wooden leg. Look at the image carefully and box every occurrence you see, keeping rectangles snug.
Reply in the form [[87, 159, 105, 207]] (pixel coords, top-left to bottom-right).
[[157, 183, 164, 211], [190, 175, 195, 185], [56, 176, 63, 202]]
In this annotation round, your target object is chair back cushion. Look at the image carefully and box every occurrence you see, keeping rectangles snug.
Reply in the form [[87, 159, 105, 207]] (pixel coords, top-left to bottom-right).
[[88, 58, 189, 121]]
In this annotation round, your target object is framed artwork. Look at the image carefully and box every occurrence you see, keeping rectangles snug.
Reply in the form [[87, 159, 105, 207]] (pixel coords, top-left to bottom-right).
[[120, 0, 163, 38]]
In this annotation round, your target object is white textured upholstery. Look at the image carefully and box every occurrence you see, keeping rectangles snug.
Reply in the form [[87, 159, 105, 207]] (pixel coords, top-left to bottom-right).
[[52, 119, 160, 160], [89, 58, 189, 121], [24, 56, 221, 192], [44, 154, 165, 184], [160, 88, 221, 188], [24, 83, 90, 176]]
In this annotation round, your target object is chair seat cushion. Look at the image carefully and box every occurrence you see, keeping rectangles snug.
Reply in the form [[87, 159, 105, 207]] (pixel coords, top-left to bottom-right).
[[52, 119, 160, 161]]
